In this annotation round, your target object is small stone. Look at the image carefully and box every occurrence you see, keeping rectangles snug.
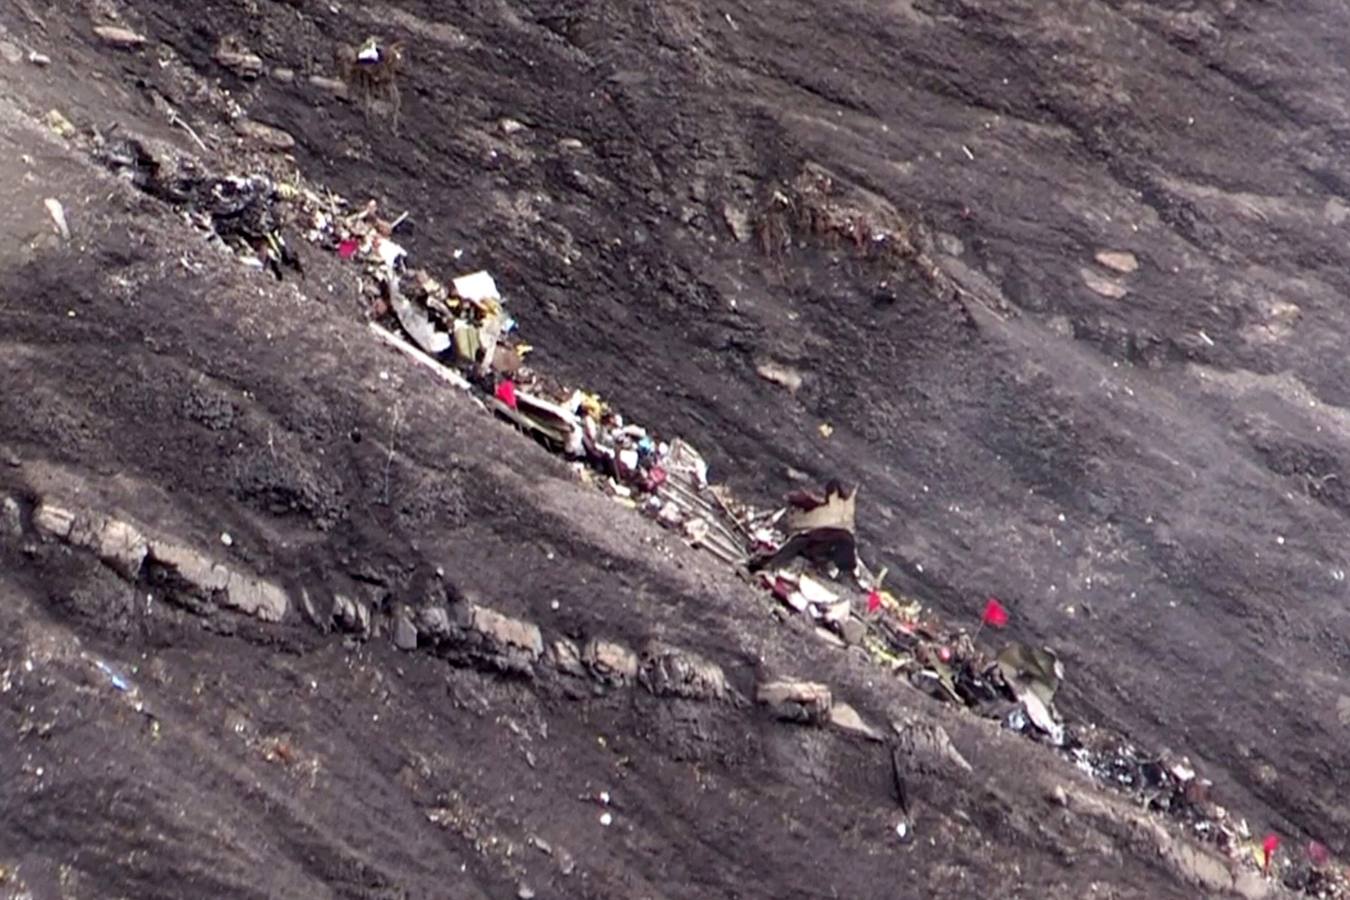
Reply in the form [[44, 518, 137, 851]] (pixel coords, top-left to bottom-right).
[[1080, 267, 1128, 299], [722, 204, 751, 242], [582, 638, 638, 685], [547, 638, 586, 677], [87, 516, 149, 579], [45, 109, 75, 139], [213, 39, 264, 78], [838, 618, 867, 646], [94, 25, 147, 49], [394, 613, 418, 650], [470, 606, 544, 659], [32, 501, 76, 540], [220, 532, 233, 547], [813, 626, 846, 648], [271, 67, 295, 83], [223, 572, 289, 622], [1049, 784, 1069, 807], [828, 702, 884, 741], [517, 885, 535, 900], [892, 717, 974, 774], [415, 605, 452, 639], [28, 51, 52, 66], [755, 360, 803, 393], [332, 594, 370, 634], [558, 137, 584, 150], [1, 496, 22, 537], [1094, 249, 1139, 274], [637, 641, 729, 701], [234, 118, 296, 151], [757, 679, 832, 724], [308, 74, 347, 95], [149, 540, 230, 592], [499, 117, 526, 135], [299, 588, 326, 630], [599, 811, 613, 826]]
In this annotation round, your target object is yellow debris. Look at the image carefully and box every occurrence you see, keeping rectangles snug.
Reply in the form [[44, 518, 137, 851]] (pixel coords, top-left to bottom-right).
[[46, 109, 75, 139]]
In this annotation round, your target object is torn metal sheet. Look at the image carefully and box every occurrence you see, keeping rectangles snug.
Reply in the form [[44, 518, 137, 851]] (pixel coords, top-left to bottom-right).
[[388, 275, 451, 355]]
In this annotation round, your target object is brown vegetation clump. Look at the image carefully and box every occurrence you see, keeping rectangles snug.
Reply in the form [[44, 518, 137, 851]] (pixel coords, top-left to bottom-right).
[[334, 37, 407, 133], [754, 162, 920, 265]]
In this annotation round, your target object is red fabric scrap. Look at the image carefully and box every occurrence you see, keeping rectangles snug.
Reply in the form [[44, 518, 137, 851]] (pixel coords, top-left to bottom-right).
[[642, 465, 668, 492], [866, 590, 882, 614], [495, 379, 518, 409], [337, 238, 360, 260], [1262, 833, 1281, 873], [982, 597, 1009, 629]]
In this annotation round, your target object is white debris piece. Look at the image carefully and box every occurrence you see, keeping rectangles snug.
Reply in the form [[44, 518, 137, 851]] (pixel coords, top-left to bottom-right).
[[375, 236, 406, 269], [453, 270, 501, 303], [45, 198, 69, 240]]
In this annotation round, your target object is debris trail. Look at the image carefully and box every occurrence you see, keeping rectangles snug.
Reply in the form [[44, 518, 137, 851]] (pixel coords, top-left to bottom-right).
[[80, 134, 1344, 896]]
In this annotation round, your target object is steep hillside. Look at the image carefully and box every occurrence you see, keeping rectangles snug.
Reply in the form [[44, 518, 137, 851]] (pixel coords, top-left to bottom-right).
[[3, 0, 1349, 897]]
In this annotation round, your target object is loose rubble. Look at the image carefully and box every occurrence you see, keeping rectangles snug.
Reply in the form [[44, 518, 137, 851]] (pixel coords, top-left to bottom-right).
[[26, 497, 288, 622]]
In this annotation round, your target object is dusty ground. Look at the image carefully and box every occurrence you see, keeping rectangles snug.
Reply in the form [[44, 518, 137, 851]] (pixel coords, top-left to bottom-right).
[[2, 0, 1350, 897]]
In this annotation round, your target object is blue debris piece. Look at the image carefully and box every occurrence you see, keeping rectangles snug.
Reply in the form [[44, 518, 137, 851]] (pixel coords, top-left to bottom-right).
[[94, 659, 132, 693]]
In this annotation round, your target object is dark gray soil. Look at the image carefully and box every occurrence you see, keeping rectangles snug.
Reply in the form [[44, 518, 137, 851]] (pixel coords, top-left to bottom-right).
[[2, 0, 1349, 897]]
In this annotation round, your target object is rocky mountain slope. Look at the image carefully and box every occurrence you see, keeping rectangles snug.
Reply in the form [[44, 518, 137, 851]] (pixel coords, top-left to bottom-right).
[[3, 0, 1350, 897]]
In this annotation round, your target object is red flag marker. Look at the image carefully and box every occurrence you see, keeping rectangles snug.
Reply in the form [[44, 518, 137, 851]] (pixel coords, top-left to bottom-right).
[[982, 597, 1009, 629], [495, 379, 518, 409], [866, 590, 882, 614], [1262, 833, 1280, 874]]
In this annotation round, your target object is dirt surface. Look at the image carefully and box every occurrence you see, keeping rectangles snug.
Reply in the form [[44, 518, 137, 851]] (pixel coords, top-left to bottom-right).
[[3, 0, 1350, 897]]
